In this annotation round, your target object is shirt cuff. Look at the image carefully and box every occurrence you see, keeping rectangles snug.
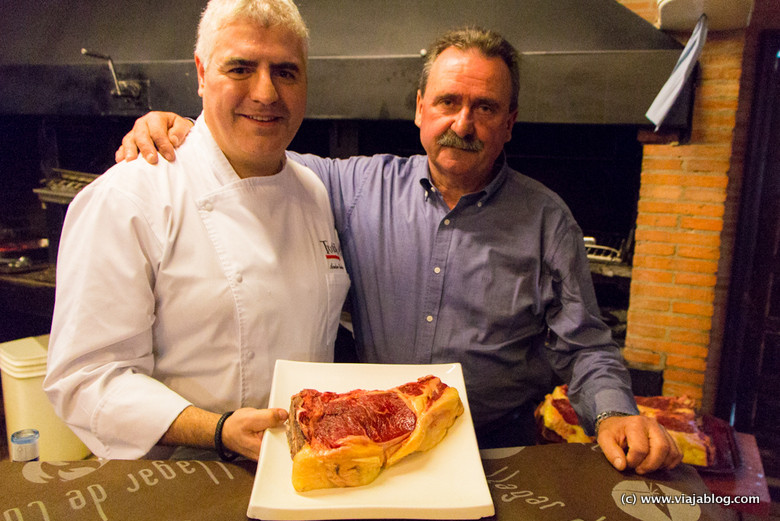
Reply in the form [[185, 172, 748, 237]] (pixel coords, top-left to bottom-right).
[[93, 377, 192, 459], [586, 388, 639, 434]]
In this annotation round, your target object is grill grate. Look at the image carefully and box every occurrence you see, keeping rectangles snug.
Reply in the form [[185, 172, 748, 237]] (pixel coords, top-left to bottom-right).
[[583, 233, 631, 264]]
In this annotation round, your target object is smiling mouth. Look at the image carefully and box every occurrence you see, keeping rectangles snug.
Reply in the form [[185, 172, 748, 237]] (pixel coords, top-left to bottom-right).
[[242, 114, 283, 123]]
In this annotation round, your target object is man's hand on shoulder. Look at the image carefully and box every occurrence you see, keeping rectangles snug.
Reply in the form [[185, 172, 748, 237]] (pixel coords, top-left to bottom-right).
[[115, 111, 194, 165], [597, 414, 683, 474]]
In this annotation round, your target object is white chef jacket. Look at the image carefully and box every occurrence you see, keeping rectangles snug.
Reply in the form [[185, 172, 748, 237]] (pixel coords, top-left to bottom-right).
[[44, 115, 350, 459]]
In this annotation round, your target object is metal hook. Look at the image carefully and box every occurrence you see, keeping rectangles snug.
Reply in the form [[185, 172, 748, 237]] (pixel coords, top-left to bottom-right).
[[81, 48, 141, 98]]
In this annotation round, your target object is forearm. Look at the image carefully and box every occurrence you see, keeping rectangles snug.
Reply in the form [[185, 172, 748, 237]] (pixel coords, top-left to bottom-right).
[[159, 405, 220, 449], [565, 347, 638, 433], [545, 227, 637, 430], [159, 406, 290, 461]]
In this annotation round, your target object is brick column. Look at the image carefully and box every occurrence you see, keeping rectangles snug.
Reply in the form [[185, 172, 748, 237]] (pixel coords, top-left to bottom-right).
[[616, 1, 746, 404]]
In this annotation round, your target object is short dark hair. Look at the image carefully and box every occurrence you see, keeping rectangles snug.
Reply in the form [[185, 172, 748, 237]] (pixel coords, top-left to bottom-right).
[[419, 27, 519, 112]]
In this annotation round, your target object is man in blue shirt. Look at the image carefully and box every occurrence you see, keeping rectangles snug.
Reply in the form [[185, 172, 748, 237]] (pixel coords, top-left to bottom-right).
[[116, 27, 681, 474]]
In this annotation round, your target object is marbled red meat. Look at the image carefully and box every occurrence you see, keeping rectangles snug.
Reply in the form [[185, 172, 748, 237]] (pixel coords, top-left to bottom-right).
[[552, 398, 580, 425], [653, 413, 696, 433], [287, 375, 464, 492], [297, 389, 417, 449]]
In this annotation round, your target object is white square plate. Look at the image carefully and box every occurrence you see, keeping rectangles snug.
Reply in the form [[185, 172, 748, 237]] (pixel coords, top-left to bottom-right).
[[247, 360, 494, 520]]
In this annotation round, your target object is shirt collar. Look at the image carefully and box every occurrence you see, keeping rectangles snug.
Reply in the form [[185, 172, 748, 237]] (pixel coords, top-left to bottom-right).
[[417, 151, 510, 206]]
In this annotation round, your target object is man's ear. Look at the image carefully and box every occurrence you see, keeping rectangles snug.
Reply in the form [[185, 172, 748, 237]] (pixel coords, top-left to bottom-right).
[[195, 54, 206, 97], [504, 109, 518, 144], [414, 90, 423, 128]]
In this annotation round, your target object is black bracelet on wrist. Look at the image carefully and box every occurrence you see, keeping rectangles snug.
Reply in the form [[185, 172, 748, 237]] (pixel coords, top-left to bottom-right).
[[215, 411, 238, 461]]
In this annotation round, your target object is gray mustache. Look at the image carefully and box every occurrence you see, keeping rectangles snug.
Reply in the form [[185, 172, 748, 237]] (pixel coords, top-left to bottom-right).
[[436, 129, 484, 152]]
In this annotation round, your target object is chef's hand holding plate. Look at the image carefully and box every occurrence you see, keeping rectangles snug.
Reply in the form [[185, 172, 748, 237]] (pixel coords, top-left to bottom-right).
[[223, 407, 289, 461], [597, 415, 683, 474], [115, 111, 193, 165]]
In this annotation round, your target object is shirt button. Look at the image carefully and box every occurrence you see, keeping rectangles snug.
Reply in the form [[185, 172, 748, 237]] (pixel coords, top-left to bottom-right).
[[443, 219, 451, 226], [202, 201, 213, 212], [434, 266, 441, 274], [245, 351, 255, 360], [477, 201, 483, 208], [235, 272, 243, 283], [426, 315, 434, 323]]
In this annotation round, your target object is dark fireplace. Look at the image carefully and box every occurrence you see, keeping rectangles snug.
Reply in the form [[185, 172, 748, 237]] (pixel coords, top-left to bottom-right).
[[0, 115, 642, 347]]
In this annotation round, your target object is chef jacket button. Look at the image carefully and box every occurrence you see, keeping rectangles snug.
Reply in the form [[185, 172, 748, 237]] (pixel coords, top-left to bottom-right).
[[426, 315, 434, 323], [235, 272, 243, 283], [434, 266, 441, 274]]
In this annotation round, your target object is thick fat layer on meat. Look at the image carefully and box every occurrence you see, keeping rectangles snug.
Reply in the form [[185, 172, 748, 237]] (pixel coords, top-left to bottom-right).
[[535, 385, 716, 467], [534, 385, 593, 443], [287, 375, 464, 492], [385, 376, 464, 465], [287, 393, 307, 457], [636, 403, 716, 467], [635, 394, 697, 411]]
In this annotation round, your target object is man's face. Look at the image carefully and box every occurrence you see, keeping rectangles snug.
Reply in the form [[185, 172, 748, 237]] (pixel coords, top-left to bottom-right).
[[196, 20, 307, 178], [415, 47, 517, 184]]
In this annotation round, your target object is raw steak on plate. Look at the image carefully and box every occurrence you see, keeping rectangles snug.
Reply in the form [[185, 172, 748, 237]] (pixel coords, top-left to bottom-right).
[[286, 375, 464, 492]]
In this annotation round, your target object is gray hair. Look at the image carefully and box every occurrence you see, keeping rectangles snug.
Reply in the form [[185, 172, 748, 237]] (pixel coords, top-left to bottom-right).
[[195, 0, 309, 69], [419, 27, 519, 112]]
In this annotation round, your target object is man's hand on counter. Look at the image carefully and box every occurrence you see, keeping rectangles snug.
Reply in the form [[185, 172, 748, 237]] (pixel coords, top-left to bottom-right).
[[597, 415, 683, 474], [115, 111, 193, 164]]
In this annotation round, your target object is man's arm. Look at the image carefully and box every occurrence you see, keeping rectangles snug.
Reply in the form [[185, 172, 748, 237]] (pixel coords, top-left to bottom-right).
[[161, 405, 288, 461], [44, 166, 193, 459], [115, 112, 194, 164], [543, 221, 682, 474]]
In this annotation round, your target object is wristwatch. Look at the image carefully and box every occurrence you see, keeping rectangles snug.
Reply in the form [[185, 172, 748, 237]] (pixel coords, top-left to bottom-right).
[[594, 411, 631, 435]]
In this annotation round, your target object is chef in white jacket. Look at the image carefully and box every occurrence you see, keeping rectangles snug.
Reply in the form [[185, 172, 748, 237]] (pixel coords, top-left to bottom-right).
[[43, 0, 349, 461]]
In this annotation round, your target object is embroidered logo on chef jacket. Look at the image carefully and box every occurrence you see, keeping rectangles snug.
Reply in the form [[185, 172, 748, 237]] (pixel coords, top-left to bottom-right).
[[320, 240, 346, 271]]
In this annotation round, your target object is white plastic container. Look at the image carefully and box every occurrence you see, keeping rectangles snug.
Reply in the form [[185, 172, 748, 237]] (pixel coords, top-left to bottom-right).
[[0, 335, 91, 460]]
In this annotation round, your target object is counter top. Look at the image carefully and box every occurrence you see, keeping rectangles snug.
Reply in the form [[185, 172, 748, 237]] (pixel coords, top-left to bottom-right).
[[701, 432, 772, 518], [1, 438, 770, 521], [0, 263, 55, 318]]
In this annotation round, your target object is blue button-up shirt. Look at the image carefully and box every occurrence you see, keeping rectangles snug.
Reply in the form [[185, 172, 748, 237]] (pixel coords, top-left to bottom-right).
[[291, 152, 638, 440]]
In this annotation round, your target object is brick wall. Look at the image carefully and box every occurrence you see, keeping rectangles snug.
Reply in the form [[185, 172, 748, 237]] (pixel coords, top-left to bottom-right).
[[615, 0, 754, 408]]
